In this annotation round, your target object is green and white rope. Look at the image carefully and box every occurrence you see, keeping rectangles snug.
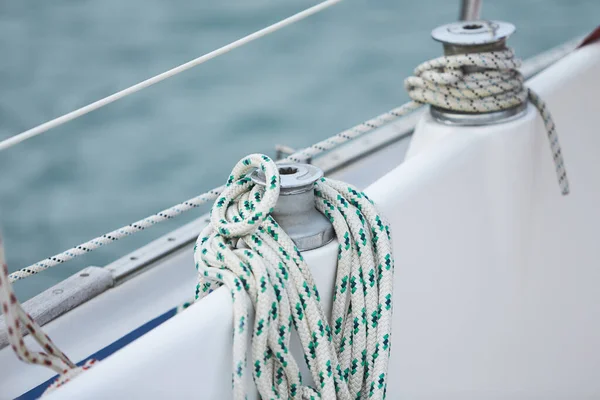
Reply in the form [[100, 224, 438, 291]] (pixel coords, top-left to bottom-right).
[[194, 154, 394, 399]]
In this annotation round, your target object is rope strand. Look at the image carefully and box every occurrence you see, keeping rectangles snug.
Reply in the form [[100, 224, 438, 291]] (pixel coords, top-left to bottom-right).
[[0, 0, 342, 152], [0, 233, 97, 394]]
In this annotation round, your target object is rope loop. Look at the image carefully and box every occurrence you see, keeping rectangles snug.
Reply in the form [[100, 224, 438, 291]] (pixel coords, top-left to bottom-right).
[[210, 154, 280, 239]]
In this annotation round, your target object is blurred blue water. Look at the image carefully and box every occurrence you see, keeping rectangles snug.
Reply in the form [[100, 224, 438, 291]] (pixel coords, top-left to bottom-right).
[[0, 0, 598, 299]]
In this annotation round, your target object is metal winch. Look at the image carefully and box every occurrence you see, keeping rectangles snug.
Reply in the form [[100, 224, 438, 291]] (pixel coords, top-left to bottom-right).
[[429, 20, 527, 125], [251, 163, 334, 251]]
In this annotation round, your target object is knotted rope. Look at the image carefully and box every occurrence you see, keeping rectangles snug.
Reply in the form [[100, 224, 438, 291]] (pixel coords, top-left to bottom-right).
[[404, 48, 569, 195], [194, 154, 394, 400]]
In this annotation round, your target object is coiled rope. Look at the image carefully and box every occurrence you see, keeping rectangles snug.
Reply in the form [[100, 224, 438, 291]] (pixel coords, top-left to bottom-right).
[[0, 0, 342, 152], [195, 154, 394, 399], [404, 48, 569, 195]]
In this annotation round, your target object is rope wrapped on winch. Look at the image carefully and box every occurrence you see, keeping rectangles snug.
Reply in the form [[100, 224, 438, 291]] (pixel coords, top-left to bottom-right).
[[404, 48, 569, 195], [194, 154, 394, 400]]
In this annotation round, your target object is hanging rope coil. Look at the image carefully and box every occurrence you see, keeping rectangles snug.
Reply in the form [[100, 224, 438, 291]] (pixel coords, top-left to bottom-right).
[[404, 48, 569, 195], [194, 154, 394, 399]]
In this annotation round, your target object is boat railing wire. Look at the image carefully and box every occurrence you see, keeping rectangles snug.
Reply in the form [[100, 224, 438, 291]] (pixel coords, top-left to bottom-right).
[[0, 0, 343, 152]]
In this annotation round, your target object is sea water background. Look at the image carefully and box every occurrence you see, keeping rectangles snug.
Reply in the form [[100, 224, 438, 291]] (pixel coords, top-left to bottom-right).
[[0, 0, 598, 300]]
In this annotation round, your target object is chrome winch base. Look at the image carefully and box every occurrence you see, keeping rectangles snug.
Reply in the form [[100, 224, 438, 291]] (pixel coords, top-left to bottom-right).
[[429, 102, 528, 126], [430, 20, 526, 126], [251, 163, 334, 251]]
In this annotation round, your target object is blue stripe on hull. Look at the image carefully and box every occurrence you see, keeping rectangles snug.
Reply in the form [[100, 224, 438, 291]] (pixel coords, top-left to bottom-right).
[[16, 307, 177, 400]]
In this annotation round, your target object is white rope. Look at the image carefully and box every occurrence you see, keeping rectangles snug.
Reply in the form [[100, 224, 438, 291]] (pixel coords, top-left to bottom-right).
[[404, 48, 569, 194], [194, 153, 394, 399], [0, 0, 342, 152]]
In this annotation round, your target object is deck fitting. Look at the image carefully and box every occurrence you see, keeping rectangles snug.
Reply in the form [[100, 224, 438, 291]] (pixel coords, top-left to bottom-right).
[[429, 20, 527, 126], [251, 163, 334, 251]]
